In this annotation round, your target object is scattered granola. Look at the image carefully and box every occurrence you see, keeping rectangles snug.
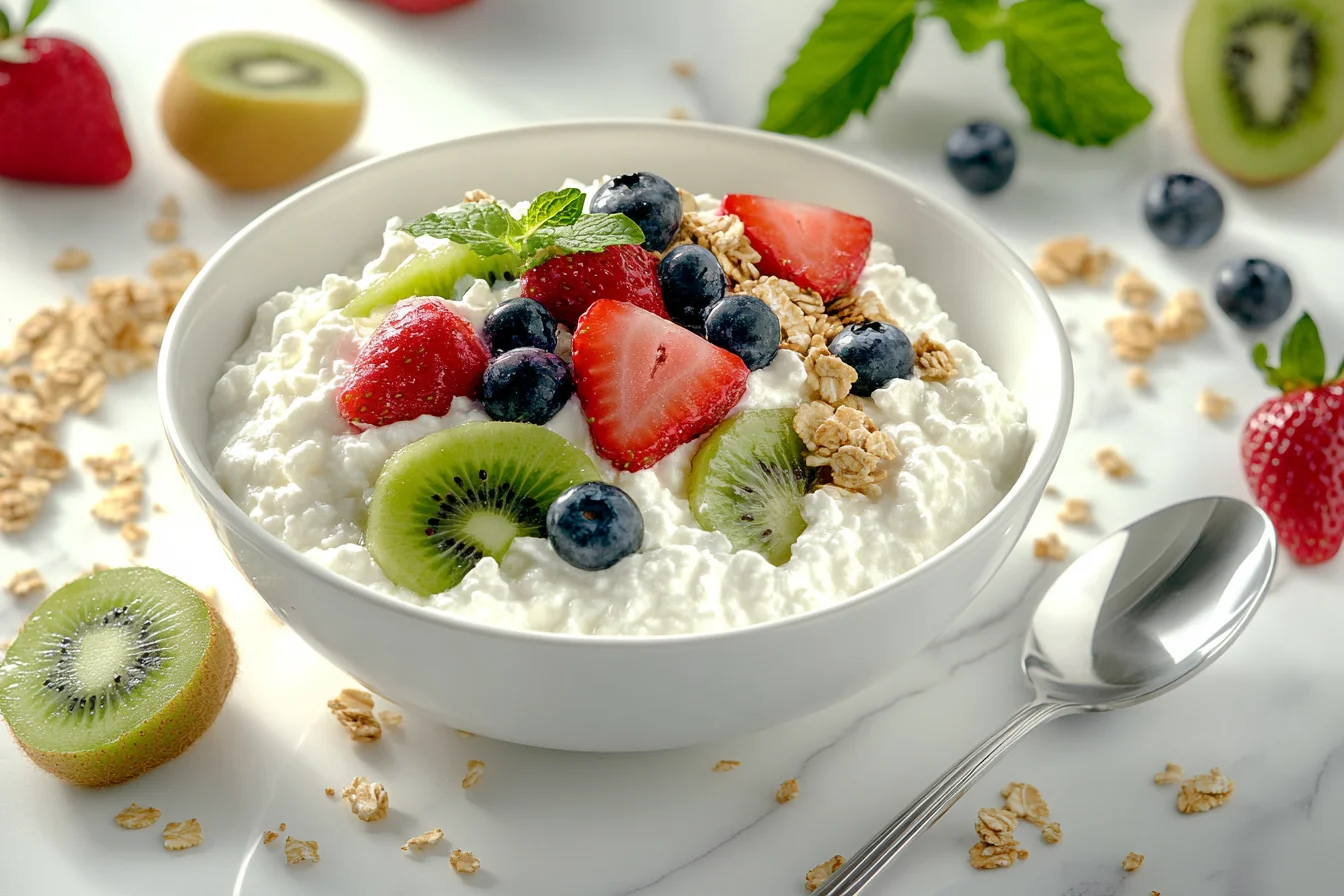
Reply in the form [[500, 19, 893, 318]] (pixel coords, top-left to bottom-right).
[[5, 567, 45, 598], [1031, 236, 1112, 287], [85, 445, 146, 527], [1123, 851, 1145, 872], [1043, 483, 1061, 498], [402, 828, 444, 852], [912, 332, 957, 382], [1041, 821, 1062, 844], [463, 189, 494, 203], [1156, 288, 1208, 343], [670, 59, 695, 78], [84, 444, 141, 484], [121, 521, 149, 554], [969, 841, 1019, 870], [462, 759, 486, 789], [805, 855, 845, 892], [1095, 447, 1134, 479], [52, 247, 91, 272], [804, 346, 859, 405], [263, 830, 278, 845], [1106, 310, 1159, 362], [776, 778, 800, 804], [1056, 498, 1092, 526], [670, 216, 761, 287], [1001, 781, 1050, 824], [341, 776, 389, 822], [92, 482, 144, 525], [449, 849, 480, 874], [284, 836, 320, 865], [1114, 267, 1160, 307], [162, 818, 203, 851], [975, 807, 1018, 847], [159, 194, 181, 218], [324, 787, 336, 797], [377, 709, 403, 727], [114, 803, 161, 830], [1033, 533, 1068, 561], [1127, 366, 1151, 389], [1177, 767, 1234, 814], [279, 823, 286, 832], [713, 760, 741, 773], [1153, 763, 1184, 786], [1196, 388, 1233, 422], [147, 217, 180, 244], [327, 688, 381, 742]]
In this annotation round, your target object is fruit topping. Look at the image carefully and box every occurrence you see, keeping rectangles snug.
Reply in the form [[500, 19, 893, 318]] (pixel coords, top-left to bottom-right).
[[365, 422, 599, 595], [944, 121, 1016, 195], [1242, 313, 1344, 564], [1214, 257, 1292, 329], [371, 0, 477, 12], [521, 243, 666, 330], [546, 482, 644, 571], [658, 244, 728, 331], [1182, 0, 1344, 184], [344, 243, 521, 318], [688, 409, 815, 566], [828, 321, 915, 396], [721, 194, 872, 299], [1143, 173, 1225, 248], [0, 567, 238, 786], [480, 348, 573, 426], [337, 297, 489, 428], [482, 298, 558, 355], [703, 294, 781, 371], [571, 300, 749, 472], [589, 172, 683, 253], [160, 34, 365, 190]]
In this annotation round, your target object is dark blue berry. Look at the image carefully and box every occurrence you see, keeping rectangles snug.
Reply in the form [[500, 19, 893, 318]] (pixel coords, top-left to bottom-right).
[[945, 121, 1016, 195], [828, 322, 914, 396], [703, 295, 780, 371], [546, 481, 644, 571], [1214, 258, 1292, 329], [483, 298, 557, 355], [480, 348, 573, 425], [1143, 173, 1224, 248], [590, 172, 682, 253], [659, 245, 727, 330]]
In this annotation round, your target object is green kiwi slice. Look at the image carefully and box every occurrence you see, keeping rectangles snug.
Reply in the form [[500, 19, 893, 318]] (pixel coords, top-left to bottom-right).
[[688, 408, 816, 566], [0, 567, 237, 787], [344, 243, 523, 318], [366, 422, 600, 595], [1183, 0, 1344, 184]]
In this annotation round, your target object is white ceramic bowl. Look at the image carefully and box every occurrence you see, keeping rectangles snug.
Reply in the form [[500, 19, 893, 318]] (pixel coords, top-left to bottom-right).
[[159, 121, 1072, 752]]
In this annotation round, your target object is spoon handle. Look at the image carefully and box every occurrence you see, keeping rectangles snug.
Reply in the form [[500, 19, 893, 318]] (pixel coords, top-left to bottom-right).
[[817, 699, 1076, 895]]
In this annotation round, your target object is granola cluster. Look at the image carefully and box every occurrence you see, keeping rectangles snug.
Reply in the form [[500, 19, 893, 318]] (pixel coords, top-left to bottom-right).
[[449, 849, 481, 874], [1031, 236, 1113, 287], [1176, 767, 1234, 814], [327, 687, 382, 742], [793, 402, 899, 496], [1123, 851, 1146, 872], [85, 444, 147, 542], [284, 835, 320, 865], [776, 778, 800, 804], [341, 776, 390, 822], [969, 782, 1059, 870], [666, 200, 761, 286], [804, 855, 845, 892], [5, 567, 46, 598]]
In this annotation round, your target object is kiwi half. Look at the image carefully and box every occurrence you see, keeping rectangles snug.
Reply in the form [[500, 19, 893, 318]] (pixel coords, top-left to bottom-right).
[[343, 243, 523, 318], [1183, 0, 1344, 184], [688, 408, 816, 566], [0, 568, 237, 787], [161, 33, 365, 190], [366, 422, 599, 595]]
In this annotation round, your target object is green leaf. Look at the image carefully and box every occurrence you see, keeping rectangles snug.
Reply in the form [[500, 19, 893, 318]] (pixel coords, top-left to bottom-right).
[[929, 0, 1004, 54], [1001, 0, 1152, 146], [24, 0, 49, 29], [1254, 313, 1328, 392], [0, 10, 10, 39], [403, 203, 511, 240], [438, 231, 515, 258], [1335, 355, 1344, 383], [521, 214, 645, 269], [760, 0, 918, 137], [523, 188, 584, 232]]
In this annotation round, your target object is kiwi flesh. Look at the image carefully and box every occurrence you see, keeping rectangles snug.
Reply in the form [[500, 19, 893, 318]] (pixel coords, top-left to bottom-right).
[[688, 408, 816, 566], [1183, 0, 1344, 184], [161, 33, 365, 190], [367, 422, 600, 595], [343, 243, 523, 318], [0, 568, 237, 787]]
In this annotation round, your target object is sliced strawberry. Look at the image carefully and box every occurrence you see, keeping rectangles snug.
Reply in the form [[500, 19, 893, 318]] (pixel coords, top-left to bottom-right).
[[338, 297, 489, 428], [722, 194, 872, 299], [520, 244, 666, 330], [572, 300, 749, 471]]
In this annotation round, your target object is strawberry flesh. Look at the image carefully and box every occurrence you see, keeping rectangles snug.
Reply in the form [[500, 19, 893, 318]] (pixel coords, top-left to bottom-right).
[[572, 300, 749, 471], [521, 244, 666, 330], [722, 194, 872, 299]]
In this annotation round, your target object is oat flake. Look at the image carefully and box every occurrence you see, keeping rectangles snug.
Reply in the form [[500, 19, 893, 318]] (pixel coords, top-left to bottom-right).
[[114, 803, 161, 830], [162, 818, 202, 851], [805, 855, 844, 892], [284, 836, 320, 865], [449, 849, 480, 874]]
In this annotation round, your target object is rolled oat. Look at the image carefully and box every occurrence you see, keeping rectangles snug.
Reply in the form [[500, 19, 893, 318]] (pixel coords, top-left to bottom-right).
[[805, 855, 844, 892]]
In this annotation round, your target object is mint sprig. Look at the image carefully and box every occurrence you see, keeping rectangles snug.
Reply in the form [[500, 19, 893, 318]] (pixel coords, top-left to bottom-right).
[[1253, 313, 1342, 394], [402, 187, 644, 270], [761, 0, 1151, 147]]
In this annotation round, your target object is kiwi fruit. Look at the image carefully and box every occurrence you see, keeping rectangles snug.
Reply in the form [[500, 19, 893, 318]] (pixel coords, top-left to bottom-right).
[[343, 243, 523, 318], [0, 568, 237, 787], [160, 33, 365, 190], [688, 408, 816, 566], [1183, 0, 1344, 184], [366, 422, 600, 595]]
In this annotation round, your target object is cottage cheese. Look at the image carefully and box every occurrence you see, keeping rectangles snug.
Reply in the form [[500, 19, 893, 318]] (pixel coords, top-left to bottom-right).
[[208, 188, 1029, 636]]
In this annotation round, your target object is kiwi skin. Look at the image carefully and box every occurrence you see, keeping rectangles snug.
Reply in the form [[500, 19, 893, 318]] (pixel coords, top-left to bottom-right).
[[3, 574, 238, 788]]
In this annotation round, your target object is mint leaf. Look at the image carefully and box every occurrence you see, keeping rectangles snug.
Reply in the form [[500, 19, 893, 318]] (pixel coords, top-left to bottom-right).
[[436, 231, 515, 258], [930, 0, 1004, 54], [521, 214, 645, 268], [760, 0, 917, 137], [24, 0, 50, 29], [1001, 0, 1152, 146], [523, 188, 584, 232], [403, 202, 511, 240]]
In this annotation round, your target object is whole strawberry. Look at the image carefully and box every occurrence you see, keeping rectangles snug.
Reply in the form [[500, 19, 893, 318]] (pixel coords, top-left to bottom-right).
[[1242, 313, 1344, 565], [0, 1, 132, 185]]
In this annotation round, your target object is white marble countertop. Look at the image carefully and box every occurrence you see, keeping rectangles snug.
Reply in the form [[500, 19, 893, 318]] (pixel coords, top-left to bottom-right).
[[3, 0, 1343, 892]]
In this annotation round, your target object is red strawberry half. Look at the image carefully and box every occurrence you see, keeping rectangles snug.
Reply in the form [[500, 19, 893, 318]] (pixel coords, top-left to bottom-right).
[[722, 194, 872, 299], [520, 244, 666, 330], [370, 0, 477, 11], [572, 300, 749, 471], [1242, 313, 1344, 565], [338, 297, 489, 428]]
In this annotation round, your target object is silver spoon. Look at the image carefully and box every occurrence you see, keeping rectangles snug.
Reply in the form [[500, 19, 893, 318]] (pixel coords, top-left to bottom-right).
[[818, 495, 1276, 895]]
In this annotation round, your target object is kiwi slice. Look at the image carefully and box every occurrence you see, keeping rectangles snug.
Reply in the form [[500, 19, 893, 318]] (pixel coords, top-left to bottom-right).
[[160, 33, 365, 190], [0, 568, 237, 787], [366, 422, 599, 595], [688, 408, 816, 566], [343, 243, 523, 318], [1183, 0, 1344, 184]]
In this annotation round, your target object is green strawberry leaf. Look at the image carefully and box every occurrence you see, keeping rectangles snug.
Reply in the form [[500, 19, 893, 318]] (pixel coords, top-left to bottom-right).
[[24, 0, 49, 29], [1336, 355, 1344, 382], [1254, 312, 1327, 393], [929, 0, 1005, 54], [523, 188, 584, 232], [1001, 0, 1152, 146], [0, 10, 10, 40], [760, 0, 918, 137]]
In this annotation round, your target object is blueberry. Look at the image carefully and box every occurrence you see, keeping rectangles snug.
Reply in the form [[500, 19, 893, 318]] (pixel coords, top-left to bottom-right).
[[546, 481, 644, 571], [944, 121, 1016, 195], [828, 322, 914, 396], [483, 298, 557, 355], [1143, 173, 1224, 248], [480, 348, 573, 425], [1214, 258, 1292, 329], [590, 172, 682, 253], [659, 245, 727, 330], [703, 295, 780, 371]]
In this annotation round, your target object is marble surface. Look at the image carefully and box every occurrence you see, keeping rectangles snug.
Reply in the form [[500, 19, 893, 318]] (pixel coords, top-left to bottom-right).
[[3, 0, 1343, 893]]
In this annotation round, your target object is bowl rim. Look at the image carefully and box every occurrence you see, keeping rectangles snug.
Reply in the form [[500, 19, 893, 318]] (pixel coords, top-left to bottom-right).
[[159, 118, 1073, 649]]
